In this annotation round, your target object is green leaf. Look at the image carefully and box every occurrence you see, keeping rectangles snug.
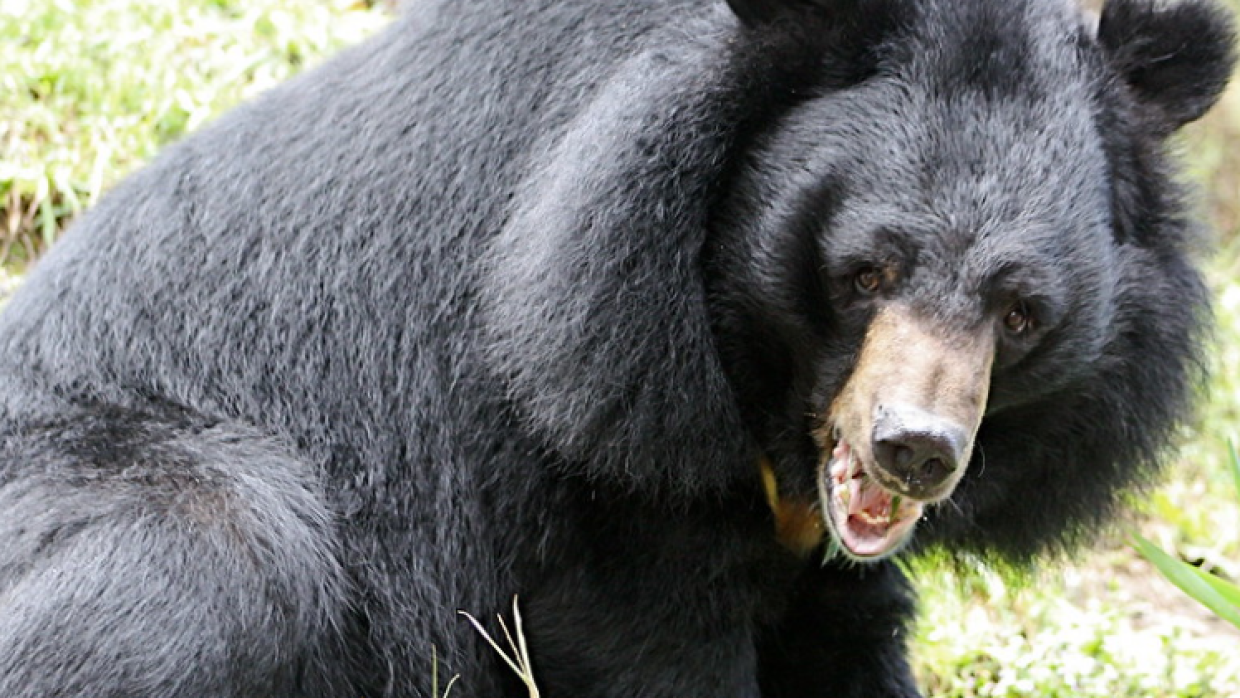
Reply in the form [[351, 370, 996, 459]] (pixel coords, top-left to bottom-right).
[[1193, 564, 1240, 608], [1132, 533, 1240, 630]]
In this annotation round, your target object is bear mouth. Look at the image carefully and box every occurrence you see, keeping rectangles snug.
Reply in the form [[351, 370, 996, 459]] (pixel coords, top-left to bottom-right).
[[819, 436, 925, 560]]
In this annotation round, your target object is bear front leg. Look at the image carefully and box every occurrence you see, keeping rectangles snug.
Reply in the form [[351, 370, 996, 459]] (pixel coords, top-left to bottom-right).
[[517, 561, 767, 698], [758, 558, 922, 698]]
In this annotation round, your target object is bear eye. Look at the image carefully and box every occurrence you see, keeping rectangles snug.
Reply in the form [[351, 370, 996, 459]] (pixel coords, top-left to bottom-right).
[[1003, 301, 1034, 335], [854, 266, 884, 295]]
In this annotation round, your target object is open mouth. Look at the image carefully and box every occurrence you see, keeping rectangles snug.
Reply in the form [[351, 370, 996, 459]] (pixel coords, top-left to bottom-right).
[[806, 304, 989, 560], [819, 437, 925, 560]]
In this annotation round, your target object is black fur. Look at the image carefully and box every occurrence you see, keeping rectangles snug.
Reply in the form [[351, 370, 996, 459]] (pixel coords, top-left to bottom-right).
[[0, 0, 1233, 696]]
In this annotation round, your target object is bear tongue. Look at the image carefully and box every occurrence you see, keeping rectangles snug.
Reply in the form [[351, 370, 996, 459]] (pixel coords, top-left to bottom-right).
[[833, 468, 902, 557], [828, 441, 893, 523], [838, 474, 899, 556], [838, 472, 927, 558], [849, 476, 892, 523]]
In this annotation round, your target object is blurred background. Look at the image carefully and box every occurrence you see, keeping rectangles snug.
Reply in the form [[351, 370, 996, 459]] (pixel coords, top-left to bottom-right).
[[1, 0, 1237, 694]]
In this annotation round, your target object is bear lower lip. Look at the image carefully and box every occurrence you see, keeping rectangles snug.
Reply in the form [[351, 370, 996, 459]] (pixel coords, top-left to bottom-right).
[[822, 438, 925, 559]]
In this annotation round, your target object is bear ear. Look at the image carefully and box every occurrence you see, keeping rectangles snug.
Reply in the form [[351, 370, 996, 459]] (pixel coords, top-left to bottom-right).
[[725, 0, 830, 27], [1097, 0, 1237, 133]]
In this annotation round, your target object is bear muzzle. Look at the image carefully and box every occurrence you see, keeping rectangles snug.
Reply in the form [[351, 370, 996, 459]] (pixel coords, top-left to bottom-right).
[[817, 304, 994, 560]]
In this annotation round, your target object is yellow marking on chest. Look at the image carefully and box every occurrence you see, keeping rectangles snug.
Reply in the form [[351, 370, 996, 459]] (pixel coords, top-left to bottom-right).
[[759, 457, 825, 555]]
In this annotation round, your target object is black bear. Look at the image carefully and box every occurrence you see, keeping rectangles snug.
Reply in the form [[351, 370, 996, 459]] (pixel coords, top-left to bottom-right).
[[0, 0, 1233, 696]]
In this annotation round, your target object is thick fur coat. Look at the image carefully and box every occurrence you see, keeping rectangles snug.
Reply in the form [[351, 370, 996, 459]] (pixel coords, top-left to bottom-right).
[[0, 0, 1234, 696]]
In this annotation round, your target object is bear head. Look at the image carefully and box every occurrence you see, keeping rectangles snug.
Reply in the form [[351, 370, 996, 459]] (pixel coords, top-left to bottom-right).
[[483, 0, 1235, 564], [711, 0, 1236, 560]]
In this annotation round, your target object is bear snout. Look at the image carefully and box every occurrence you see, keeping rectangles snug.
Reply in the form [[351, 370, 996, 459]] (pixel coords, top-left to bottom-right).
[[871, 402, 969, 501]]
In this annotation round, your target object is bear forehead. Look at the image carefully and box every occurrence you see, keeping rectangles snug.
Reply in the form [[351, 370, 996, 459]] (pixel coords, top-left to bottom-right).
[[759, 0, 1111, 234], [898, 0, 1096, 92], [860, 1, 1104, 187], [775, 77, 1111, 260]]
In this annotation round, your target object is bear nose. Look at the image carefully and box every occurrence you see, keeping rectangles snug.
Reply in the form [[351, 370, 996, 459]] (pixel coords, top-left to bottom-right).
[[871, 404, 967, 500]]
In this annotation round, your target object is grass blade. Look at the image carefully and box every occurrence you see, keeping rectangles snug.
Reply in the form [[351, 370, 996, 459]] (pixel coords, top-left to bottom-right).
[[459, 611, 524, 678], [1132, 532, 1240, 630], [460, 600, 541, 698], [1192, 565, 1240, 608]]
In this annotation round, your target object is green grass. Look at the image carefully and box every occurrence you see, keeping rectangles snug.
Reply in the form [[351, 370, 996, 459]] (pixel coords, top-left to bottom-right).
[[913, 554, 1240, 697], [3, 1, 1239, 695], [0, 0, 389, 269]]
